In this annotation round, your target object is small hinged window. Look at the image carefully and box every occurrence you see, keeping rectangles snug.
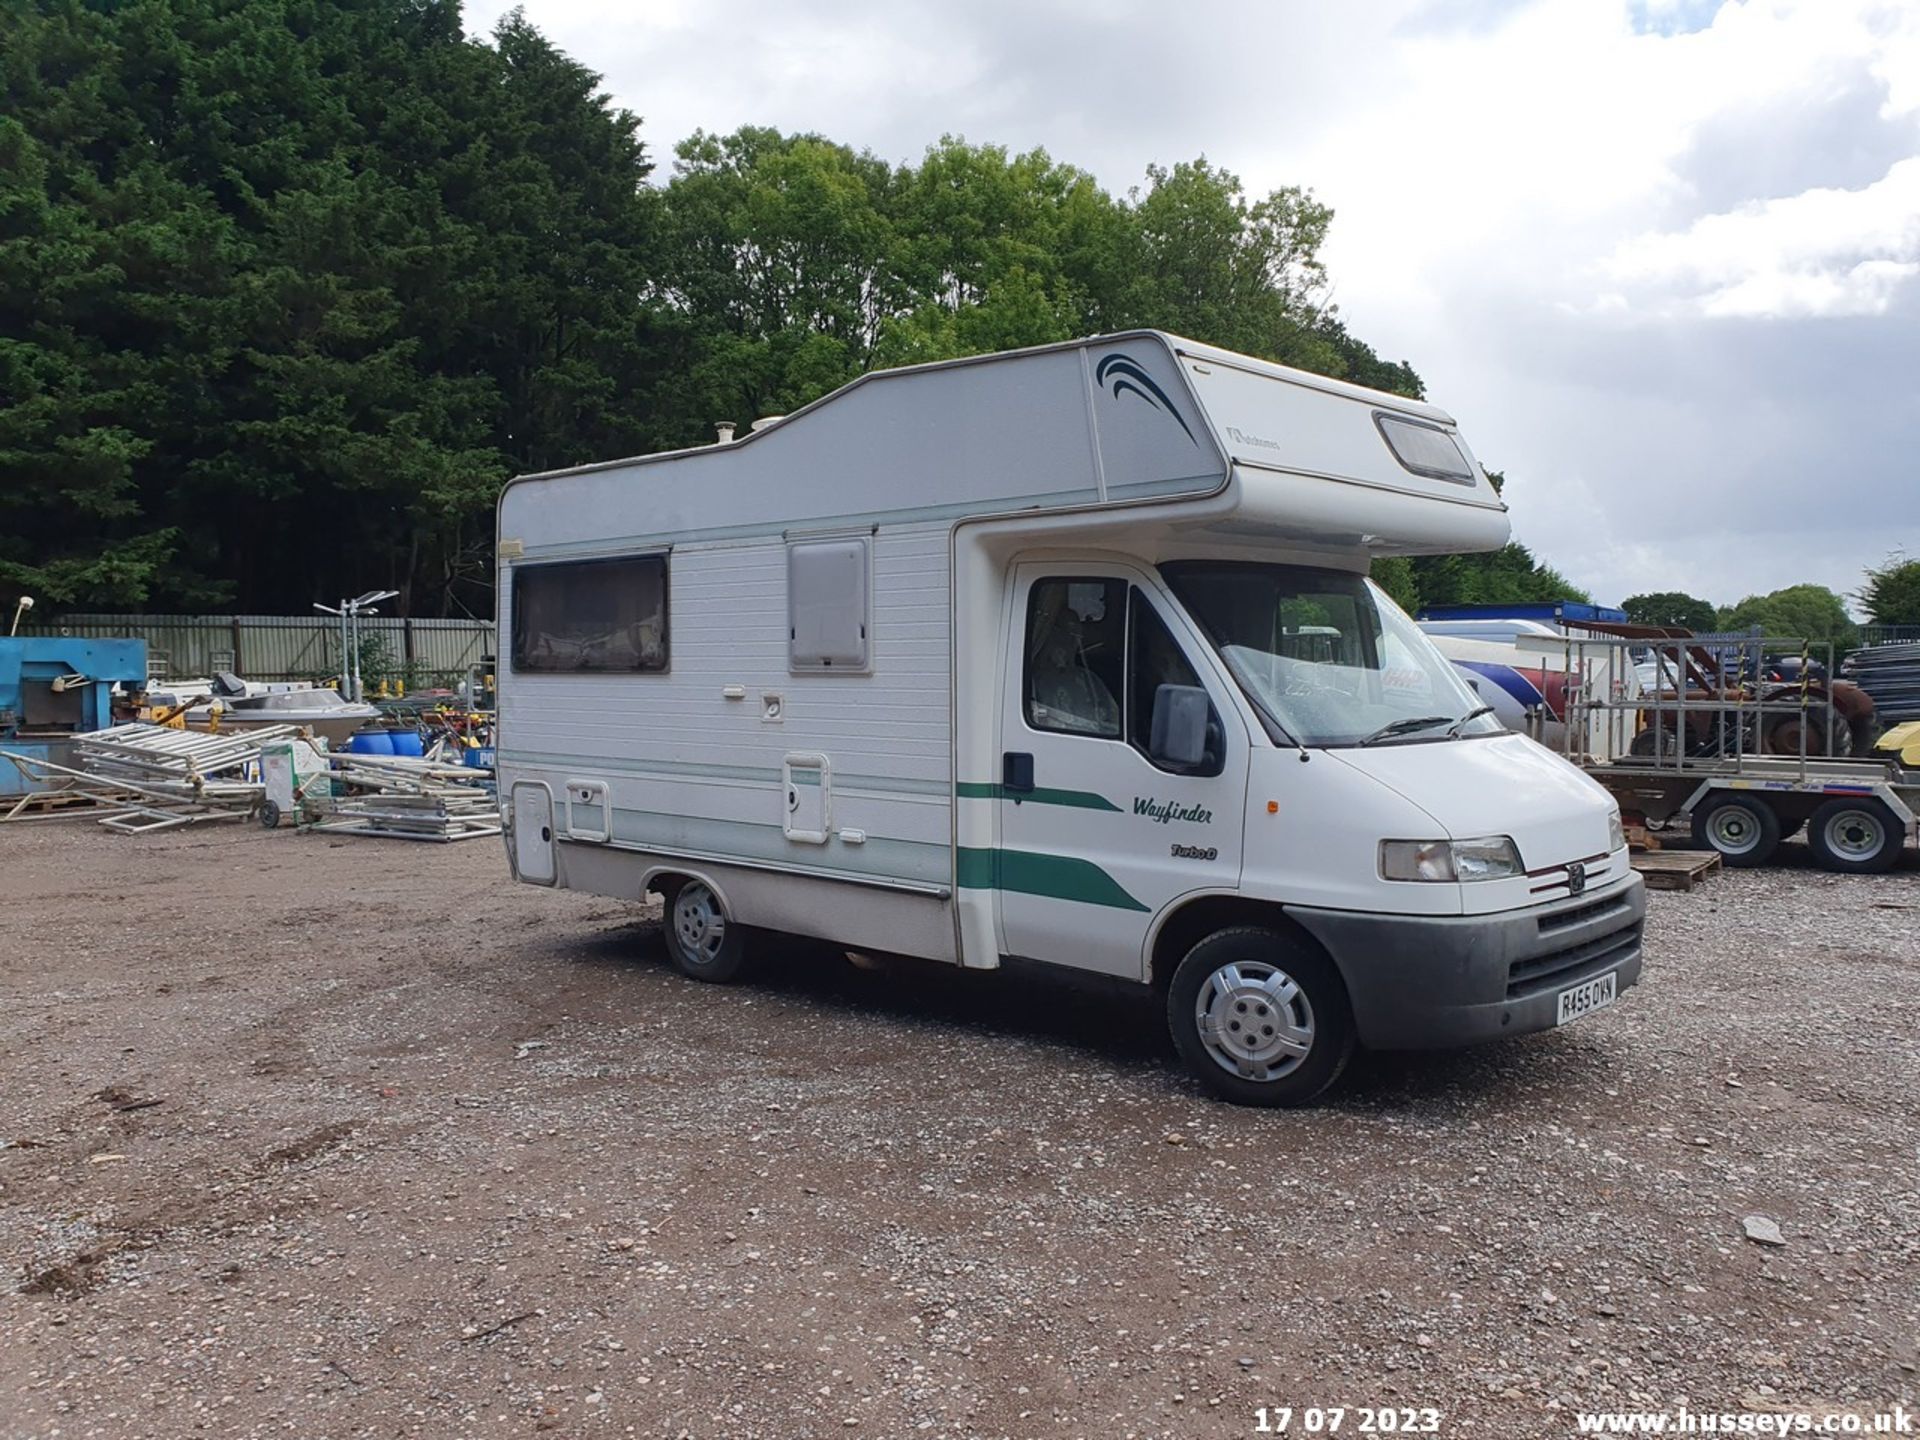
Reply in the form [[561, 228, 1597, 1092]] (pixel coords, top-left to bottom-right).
[[788, 537, 871, 672]]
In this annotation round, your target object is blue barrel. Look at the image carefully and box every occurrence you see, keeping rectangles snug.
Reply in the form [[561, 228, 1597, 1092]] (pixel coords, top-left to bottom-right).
[[389, 729, 425, 757], [350, 729, 396, 756]]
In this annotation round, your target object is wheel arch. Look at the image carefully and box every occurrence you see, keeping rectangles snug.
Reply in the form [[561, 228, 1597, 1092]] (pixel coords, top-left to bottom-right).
[[1146, 892, 1339, 990], [642, 864, 735, 917]]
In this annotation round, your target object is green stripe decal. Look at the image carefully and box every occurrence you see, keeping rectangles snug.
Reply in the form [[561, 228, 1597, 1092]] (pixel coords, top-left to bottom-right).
[[955, 782, 1121, 811], [956, 847, 1149, 912]]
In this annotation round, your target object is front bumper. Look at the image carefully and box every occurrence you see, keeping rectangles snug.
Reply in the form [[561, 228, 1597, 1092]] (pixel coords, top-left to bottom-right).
[[1289, 873, 1646, 1050]]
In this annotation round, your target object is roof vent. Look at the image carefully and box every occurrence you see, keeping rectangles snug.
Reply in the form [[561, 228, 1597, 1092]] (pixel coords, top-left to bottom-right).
[[751, 415, 785, 433], [714, 422, 736, 445]]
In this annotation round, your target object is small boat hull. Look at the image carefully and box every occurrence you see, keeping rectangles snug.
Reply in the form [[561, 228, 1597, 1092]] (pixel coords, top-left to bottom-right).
[[184, 710, 378, 748]]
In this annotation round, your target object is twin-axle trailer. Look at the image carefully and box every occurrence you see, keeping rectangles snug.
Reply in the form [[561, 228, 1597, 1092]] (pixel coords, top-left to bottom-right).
[[1508, 632, 1918, 874], [495, 332, 1643, 1105]]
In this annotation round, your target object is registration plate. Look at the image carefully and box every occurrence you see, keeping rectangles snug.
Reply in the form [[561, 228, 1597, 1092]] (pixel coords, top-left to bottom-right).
[[1556, 971, 1617, 1026]]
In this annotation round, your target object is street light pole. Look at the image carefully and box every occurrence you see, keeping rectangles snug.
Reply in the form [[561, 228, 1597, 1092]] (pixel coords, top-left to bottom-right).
[[314, 589, 398, 702]]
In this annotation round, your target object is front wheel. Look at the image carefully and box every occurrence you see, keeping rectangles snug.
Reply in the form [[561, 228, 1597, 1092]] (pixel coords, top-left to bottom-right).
[[660, 878, 755, 982], [1167, 928, 1354, 1108], [1806, 797, 1904, 874]]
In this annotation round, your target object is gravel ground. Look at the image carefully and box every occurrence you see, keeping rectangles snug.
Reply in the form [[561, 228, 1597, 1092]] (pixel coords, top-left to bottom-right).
[[1, 821, 1916, 1440]]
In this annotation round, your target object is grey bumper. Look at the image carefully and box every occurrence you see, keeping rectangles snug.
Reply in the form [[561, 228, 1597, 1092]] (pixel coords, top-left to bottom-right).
[[1288, 874, 1646, 1050]]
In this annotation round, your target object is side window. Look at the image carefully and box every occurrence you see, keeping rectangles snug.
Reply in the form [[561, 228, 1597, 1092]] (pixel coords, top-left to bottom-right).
[[511, 554, 668, 673], [789, 537, 870, 671], [1024, 578, 1125, 738], [1128, 588, 1223, 776]]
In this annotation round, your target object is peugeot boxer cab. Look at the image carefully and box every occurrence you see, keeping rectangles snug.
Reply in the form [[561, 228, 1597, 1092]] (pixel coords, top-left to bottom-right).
[[987, 552, 1642, 1105]]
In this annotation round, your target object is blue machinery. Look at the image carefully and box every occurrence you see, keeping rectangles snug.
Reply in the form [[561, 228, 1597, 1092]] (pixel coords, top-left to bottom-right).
[[0, 636, 150, 799]]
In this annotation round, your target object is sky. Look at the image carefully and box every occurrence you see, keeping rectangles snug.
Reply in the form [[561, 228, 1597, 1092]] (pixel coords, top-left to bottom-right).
[[468, 0, 1919, 613]]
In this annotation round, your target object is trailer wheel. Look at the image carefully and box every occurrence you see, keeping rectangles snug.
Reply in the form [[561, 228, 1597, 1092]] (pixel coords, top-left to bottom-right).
[[1691, 794, 1781, 867], [660, 878, 754, 983], [1806, 798, 1904, 875], [1167, 928, 1353, 1108]]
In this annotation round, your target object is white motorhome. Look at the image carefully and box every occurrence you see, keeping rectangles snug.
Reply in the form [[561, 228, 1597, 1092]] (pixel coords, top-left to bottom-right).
[[496, 332, 1643, 1105]]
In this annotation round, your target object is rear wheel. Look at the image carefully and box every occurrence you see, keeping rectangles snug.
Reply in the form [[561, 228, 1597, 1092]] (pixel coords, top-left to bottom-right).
[[1167, 928, 1353, 1108], [1763, 702, 1852, 758], [1806, 798, 1904, 874], [1629, 725, 1682, 761], [1691, 794, 1781, 868], [660, 878, 755, 982]]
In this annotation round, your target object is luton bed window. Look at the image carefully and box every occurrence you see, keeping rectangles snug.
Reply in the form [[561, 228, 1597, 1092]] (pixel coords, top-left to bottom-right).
[[511, 555, 669, 673], [1374, 413, 1476, 484]]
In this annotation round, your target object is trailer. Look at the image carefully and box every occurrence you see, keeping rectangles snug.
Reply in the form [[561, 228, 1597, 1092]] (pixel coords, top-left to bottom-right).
[[496, 331, 1645, 1106], [1517, 632, 1917, 873]]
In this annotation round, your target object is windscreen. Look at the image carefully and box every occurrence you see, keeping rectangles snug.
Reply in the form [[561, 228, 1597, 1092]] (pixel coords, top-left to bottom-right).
[[1162, 562, 1501, 747]]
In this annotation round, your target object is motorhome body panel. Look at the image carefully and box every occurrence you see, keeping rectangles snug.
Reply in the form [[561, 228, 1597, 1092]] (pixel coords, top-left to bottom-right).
[[498, 525, 958, 959], [497, 331, 1555, 990], [499, 337, 1227, 564]]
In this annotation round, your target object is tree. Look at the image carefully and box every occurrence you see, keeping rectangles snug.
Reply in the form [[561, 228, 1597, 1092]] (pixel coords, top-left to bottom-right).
[[1721, 585, 1858, 647], [1859, 553, 1920, 627], [2, 7, 1590, 620], [1, 0, 658, 615], [1622, 591, 1719, 632], [1369, 556, 1420, 613]]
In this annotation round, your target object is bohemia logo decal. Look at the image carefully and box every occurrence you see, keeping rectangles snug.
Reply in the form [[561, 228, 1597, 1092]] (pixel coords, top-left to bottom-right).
[[1135, 797, 1213, 826], [1096, 354, 1198, 445]]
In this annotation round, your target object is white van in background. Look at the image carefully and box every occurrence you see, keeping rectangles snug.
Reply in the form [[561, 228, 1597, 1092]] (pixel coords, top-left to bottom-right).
[[495, 332, 1643, 1105]]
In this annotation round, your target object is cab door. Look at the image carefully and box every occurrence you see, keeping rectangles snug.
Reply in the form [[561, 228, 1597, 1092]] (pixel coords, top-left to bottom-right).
[[992, 565, 1248, 978]]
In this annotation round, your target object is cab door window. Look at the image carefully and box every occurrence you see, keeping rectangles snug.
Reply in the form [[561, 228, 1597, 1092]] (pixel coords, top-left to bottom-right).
[[1127, 588, 1223, 776], [1024, 578, 1125, 737]]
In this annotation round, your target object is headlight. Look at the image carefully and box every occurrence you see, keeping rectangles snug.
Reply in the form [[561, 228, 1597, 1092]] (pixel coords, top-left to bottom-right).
[[1607, 808, 1626, 853], [1380, 836, 1524, 883]]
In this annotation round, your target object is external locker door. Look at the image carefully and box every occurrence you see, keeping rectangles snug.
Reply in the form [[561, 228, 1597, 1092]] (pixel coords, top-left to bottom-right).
[[564, 780, 610, 843], [783, 753, 831, 844], [510, 782, 557, 884]]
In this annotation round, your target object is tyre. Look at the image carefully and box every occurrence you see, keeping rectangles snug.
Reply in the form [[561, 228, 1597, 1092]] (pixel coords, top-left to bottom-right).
[[1167, 928, 1354, 1108], [1763, 702, 1852, 758], [258, 799, 282, 830], [1806, 797, 1904, 875], [1629, 725, 1681, 761], [1691, 793, 1781, 867], [660, 878, 754, 982]]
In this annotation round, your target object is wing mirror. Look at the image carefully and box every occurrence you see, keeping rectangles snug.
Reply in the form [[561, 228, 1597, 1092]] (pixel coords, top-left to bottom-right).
[[1149, 684, 1211, 768]]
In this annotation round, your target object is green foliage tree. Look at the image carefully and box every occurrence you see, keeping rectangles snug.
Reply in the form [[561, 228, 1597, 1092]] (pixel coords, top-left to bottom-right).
[[1368, 557, 1421, 613], [2, 0, 657, 615], [1859, 553, 1920, 627], [1721, 584, 1858, 647], [1622, 591, 1719, 631], [0, 5, 1581, 619]]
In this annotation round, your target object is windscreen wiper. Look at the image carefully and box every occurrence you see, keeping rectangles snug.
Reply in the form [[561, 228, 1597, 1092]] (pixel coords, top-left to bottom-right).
[[1444, 705, 1497, 738], [1355, 715, 1452, 747]]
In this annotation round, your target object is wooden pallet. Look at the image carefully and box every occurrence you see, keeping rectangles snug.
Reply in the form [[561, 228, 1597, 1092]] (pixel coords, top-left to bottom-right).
[[1631, 848, 1722, 891]]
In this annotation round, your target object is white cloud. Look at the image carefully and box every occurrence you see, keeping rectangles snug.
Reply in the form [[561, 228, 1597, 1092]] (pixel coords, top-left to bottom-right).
[[1598, 157, 1920, 317]]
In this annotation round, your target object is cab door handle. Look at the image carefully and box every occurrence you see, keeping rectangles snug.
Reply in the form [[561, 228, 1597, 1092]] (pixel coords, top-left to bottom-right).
[[1002, 751, 1034, 795]]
